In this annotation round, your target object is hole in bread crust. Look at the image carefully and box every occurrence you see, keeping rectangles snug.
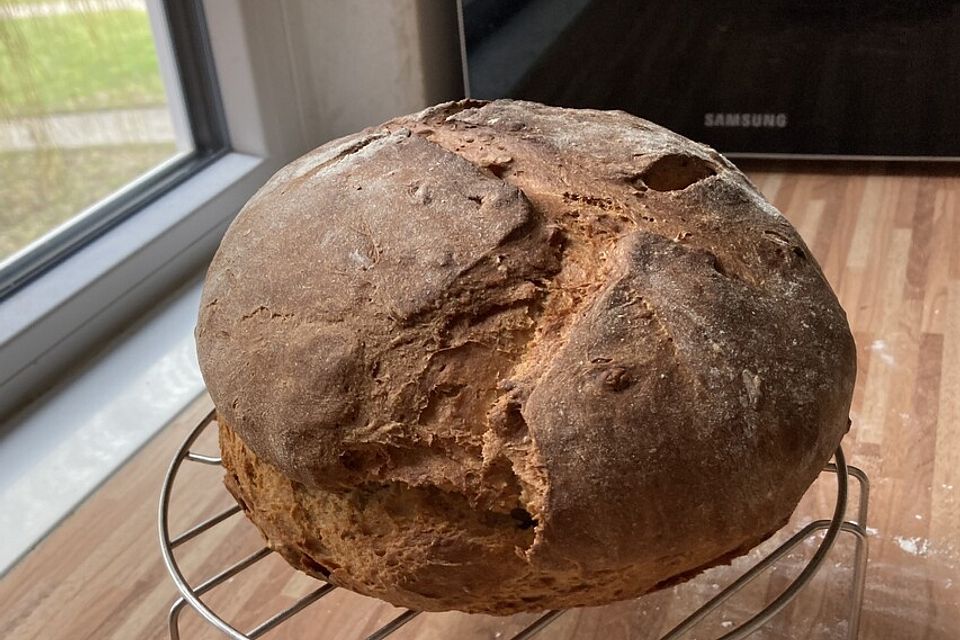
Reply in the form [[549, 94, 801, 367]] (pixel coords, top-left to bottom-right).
[[339, 450, 365, 472], [708, 253, 728, 277], [339, 448, 388, 474], [641, 154, 717, 191], [493, 399, 528, 436], [762, 229, 807, 262], [488, 163, 509, 179], [225, 473, 251, 513], [302, 555, 335, 578], [510, 507, 538, 530]]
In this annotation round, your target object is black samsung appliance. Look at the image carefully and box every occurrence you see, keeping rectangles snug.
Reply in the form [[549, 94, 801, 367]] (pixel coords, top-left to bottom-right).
[[459, 0, 960, 159]]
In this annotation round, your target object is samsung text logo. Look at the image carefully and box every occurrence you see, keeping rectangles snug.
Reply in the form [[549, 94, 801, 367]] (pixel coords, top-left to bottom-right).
[[704, 113, 788, 128]]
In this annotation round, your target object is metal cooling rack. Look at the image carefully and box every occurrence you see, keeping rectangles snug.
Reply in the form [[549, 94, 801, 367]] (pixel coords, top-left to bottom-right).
[[159, 410, 870, 640]]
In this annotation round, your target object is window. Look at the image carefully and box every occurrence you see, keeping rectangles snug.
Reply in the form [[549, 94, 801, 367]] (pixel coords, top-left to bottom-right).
[[0, 0, 226, 298], [0, 1, 461, 421]]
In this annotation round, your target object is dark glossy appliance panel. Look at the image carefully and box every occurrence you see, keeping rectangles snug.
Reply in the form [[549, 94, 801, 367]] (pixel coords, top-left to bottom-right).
[[460, 0, 960, 158]]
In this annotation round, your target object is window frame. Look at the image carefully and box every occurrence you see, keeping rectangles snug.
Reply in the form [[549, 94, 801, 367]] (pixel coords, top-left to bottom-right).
[[0, 0, 229, 299], [0, 0, 288, 420]]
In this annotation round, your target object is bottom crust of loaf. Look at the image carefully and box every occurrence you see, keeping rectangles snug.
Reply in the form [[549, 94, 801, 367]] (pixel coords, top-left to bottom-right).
[[219, 418, 788, 615]]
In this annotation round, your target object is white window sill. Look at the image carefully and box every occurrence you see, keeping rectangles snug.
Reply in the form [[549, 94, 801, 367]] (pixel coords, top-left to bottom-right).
[[0, 276, 205, 574]]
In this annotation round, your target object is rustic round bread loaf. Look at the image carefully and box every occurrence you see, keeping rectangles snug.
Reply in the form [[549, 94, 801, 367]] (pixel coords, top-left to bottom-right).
[[196, 99, 856, 615]]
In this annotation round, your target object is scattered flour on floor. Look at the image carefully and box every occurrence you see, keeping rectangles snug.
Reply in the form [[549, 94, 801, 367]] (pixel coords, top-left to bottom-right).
[[869, 339, 896, 364], [894, 536, 931, 556]]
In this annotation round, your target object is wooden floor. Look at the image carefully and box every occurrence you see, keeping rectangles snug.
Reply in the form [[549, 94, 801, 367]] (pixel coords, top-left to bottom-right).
[[1, 164, 959, 639]]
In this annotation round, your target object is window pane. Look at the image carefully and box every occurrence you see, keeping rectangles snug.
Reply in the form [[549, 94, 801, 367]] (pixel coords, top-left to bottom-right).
[[0, 0, 188, 262]]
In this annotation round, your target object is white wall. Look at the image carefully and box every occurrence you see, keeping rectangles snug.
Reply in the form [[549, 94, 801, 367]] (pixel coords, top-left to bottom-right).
[[210, 0, 464, 163]]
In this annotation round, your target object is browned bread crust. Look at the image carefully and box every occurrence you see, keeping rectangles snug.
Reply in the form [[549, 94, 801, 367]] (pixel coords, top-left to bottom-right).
[[197, 100, 856, 614]]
